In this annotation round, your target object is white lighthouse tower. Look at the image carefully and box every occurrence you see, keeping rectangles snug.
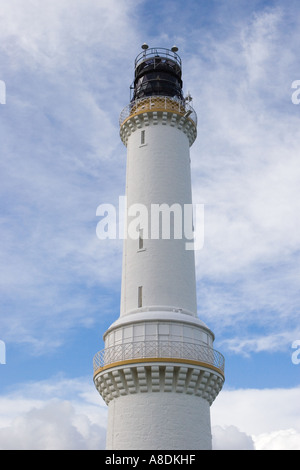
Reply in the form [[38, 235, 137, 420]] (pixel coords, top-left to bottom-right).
[[93, 45, 225, 450]]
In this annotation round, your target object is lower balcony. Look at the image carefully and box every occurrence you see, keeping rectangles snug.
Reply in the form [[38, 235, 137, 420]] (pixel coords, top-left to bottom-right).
[[93, 340, 225, 377]]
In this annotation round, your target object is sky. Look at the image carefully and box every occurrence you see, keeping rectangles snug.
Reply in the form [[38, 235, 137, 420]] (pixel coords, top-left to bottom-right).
[[0, 0, 300, 450]]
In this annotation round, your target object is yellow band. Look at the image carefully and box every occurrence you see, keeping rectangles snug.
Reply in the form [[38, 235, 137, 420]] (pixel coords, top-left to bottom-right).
[[93, 357, 224, 379]]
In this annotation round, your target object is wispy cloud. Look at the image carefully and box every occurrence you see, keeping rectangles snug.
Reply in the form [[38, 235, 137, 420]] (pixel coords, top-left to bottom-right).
[[0, 0, 299, 362], [0, 0, 143, 351], [181, 6, 300, 353], [0, 0, 299, 450]]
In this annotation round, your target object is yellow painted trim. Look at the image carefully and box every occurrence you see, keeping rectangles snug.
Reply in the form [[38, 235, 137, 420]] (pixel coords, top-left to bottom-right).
[[93, 357, 224, 379]]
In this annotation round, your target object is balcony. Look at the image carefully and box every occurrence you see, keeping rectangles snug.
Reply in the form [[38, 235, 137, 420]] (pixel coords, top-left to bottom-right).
[[119, 95, 197, 128], [93, 340, 225, 377]]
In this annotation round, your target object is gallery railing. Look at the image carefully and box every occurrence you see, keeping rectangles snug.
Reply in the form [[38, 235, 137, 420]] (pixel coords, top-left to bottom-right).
[[93, 340, 224, 375], [119, 95, 197, 127]]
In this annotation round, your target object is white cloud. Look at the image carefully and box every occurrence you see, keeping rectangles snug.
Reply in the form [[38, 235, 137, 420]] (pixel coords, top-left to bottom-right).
[[222, 330, 300, 356], [0, 1, 299, 358], [212, 425, 254, 450], [0, 0, 140, 352], [0, 377, 299, 450], [191, 8, 300, 280], [254, 428, 300, 451], [0, 400, 105, 450], [0, 376, 107, 450], [0, 0, 140, 58], [211, 384, 300, 451], [0, 0, 299, 452], [0, 6, 299, 454], [211, 385, 300, 450], [242, 7, 283, 84], [183, 5, 300, 352]]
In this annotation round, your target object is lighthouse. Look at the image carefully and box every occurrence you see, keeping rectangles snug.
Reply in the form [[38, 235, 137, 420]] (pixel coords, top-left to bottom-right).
[[93, 45, 225, 450]]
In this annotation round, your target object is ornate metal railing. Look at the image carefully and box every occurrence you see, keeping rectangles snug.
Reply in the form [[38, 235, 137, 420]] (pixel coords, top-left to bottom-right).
[[93, 340, 224, 374], [119, 96, 197, 128]]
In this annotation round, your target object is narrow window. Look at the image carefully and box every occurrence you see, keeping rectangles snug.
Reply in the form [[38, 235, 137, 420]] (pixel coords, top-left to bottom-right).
[[141, 130, 145, 145], [139, 229, 143, 250], [138, 286, 143, 308]]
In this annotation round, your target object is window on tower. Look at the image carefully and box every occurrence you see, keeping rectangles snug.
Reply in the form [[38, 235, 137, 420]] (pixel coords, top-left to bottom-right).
[[138, 286, 143, 308]]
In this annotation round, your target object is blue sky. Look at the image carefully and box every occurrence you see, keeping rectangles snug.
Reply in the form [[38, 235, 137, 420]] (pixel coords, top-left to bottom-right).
[[0, 0, 300, 450]]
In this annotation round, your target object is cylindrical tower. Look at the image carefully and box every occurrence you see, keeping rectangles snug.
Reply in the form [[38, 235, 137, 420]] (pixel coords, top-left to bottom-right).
[[94, 46, 225, 450]]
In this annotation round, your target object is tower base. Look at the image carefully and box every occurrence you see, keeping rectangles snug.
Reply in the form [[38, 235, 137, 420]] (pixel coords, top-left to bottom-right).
[[93, 310, 224, 450], [106, 391, 212, 450]]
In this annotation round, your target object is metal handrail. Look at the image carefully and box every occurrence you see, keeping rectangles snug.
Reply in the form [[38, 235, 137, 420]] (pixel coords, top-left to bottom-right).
[[93, 340, 224, 374], [135, 47, 182, 70], [119, 95, 197, 127]]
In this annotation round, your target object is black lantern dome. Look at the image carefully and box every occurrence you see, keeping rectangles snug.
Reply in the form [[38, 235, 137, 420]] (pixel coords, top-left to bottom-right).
[[131, 46, 184, 101]]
